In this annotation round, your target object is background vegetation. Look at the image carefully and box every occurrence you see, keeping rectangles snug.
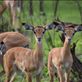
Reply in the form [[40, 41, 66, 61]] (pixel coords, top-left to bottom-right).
[[0, 0, 82, 82]]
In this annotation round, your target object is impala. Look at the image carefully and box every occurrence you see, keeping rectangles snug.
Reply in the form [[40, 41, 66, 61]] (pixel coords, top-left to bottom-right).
[[48, 23, 82, 82], [0, 32, 29, 74], [3, 23, 52, 82], [0, 0, 20, 30], [4, 0, 19, 28]]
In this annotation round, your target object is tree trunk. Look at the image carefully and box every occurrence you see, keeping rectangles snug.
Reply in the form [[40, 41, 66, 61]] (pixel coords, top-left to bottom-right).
[[39, 0, 46, 25], [28, 0, 33, 25], [39, 0, 45, 16], [29, 0, 33, 16], [53, 0, 59, 19]]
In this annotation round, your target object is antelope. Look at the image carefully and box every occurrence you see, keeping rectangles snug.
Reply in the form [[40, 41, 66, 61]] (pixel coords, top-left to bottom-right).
[[3, 24, 52, 82], [48, 23, 82, 82], [0, 32, 29, 74], [4, 0, 18, 28], [0, 0, 20, 30]]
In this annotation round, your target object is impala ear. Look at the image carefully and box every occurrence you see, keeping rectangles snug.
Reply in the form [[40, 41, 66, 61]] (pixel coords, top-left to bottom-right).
[[70, 25, 82, 38], [46, 21, 60, 30], [22, 23, 34, 30], [56, 24, 65, 33], [75, 25, 82, 32]]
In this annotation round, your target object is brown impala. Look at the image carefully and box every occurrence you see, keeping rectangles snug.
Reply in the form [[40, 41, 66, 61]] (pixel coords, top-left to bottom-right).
[[0, 32, 29, 74], [48, 22, 82, 82], [3, 23, 53, 82]]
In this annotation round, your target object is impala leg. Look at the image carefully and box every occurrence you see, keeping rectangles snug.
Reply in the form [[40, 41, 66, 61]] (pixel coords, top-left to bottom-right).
[[10, 72, 16, 82], [26, 74, 32, 82], [5, 71, 16, 82], [48, 67, 54, 82], [9, 3, 16, 27], [5, 71, 12, 82], [48, 55, 54, 82], [49, 72, 54, 82], [28, 75, 32, 82], [57, 67, 65, 82], [5, 64, 17, 82], [36, 74, 41, 82], [65, 69, 71, 82]]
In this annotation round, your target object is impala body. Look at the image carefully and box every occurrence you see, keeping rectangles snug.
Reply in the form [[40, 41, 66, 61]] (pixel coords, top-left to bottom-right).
[[0, 32, 29, 50], [47, 22, 82, 82], [3, 24, 50, 82], [4, 46, 43, 75], [0, 32, 29, 73], [48, 36, 73, 82]]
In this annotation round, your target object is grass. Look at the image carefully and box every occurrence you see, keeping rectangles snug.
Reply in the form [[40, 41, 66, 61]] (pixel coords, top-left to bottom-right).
[[0, 0, 82, 82]]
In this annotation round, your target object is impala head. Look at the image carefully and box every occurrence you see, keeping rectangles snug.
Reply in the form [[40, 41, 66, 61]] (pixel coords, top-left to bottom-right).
[[56, 23, 82, 44], [22, 23, 47, 42], [64, 25, 75, 44], [0, 41, 6, 55], [22, 22, 60, 42], [33, 26, 46, 42]]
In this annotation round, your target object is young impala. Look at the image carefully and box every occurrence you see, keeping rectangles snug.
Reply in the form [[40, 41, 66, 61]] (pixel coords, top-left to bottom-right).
[[48, 23, 82, 82], [3, 24, 52, 82], [0, 32, 29, 74]]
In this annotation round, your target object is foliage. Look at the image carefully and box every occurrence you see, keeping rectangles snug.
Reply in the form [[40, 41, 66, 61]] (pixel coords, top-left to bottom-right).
[[0, 0, 82, 82]]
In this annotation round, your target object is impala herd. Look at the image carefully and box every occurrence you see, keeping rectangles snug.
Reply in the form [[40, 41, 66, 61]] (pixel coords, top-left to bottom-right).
[[0, 21, 81, 82], [0, 0, 82, 82]]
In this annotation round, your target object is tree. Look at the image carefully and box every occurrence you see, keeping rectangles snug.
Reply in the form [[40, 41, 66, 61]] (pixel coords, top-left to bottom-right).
[[53, 0, 59, 19], [39, 0, 45, 16], [29, 0, 33, 16], [28, 0, 33, 25], [39, 0, 46, 25]]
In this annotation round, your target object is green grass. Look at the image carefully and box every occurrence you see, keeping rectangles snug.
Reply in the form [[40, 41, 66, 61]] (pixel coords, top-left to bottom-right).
[[0, 0, 82, 82]]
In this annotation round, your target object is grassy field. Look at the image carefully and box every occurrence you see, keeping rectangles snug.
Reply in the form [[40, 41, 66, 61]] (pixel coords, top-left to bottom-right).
[[0, 0, 82, 82]]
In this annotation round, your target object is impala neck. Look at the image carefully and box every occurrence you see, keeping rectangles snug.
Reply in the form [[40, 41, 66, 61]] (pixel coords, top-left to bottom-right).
[[63, 39, 70, 54], [0, 3, 7, 15], [34, 40, 43, 60]]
